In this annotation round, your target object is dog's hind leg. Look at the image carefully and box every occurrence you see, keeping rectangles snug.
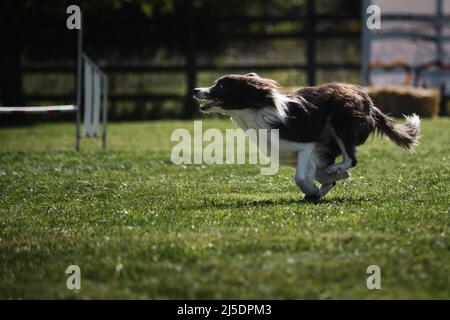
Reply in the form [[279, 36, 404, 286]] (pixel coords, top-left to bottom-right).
[[315, 146, 350, 184], [314, 148, 349, 197], [319, 182, 337, 197], [316, 169, 350, 184], [326, 126, 357, 175]]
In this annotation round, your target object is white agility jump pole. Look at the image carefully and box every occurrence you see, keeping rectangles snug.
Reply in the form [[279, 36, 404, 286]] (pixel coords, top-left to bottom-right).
[[82, 53, 108, 147], [0, 12, 108, 151]]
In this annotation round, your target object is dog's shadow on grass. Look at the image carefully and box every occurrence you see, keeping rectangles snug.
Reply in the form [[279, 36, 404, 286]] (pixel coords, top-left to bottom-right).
[[201, 195, 370, 209], [300, 196, 371, 205]]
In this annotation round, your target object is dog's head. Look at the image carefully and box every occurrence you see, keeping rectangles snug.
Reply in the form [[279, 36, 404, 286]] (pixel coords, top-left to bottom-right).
[[193, 73, 280, 113]]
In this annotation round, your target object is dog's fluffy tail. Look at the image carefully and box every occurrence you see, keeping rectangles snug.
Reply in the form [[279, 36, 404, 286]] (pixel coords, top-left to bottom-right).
[[372, 107, 421, 151]]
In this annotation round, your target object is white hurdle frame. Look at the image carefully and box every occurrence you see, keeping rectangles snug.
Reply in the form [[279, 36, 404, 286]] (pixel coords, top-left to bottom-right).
[[82, 54, 108, 149], [0, 12, 108, 151]]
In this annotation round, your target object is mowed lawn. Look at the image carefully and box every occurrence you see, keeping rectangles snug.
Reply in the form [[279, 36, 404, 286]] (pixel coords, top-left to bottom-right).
[[0, 118, 449, 299]]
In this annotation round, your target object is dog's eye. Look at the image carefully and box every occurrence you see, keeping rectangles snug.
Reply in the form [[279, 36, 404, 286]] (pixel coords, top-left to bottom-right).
[[218, 83, 224, 89]]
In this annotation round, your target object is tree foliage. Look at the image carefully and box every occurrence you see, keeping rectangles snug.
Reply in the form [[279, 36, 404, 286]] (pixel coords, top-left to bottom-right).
[[3, 0, 359, 19]]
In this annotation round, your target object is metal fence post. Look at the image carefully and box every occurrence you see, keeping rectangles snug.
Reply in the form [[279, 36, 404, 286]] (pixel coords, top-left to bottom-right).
[[436, 0, 444, 64], [361, 0, 371, 87], [306, 0, 316, 86], [184, 0, 197, 119]]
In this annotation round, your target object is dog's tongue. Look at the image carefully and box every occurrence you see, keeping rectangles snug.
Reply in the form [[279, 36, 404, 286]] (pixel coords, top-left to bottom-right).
[[199, 100, 223, 111], [199, 101, 214, 111]]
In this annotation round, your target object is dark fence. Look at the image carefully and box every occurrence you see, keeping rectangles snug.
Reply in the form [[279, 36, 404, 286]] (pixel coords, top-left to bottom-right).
[[16, 1, 361, 119]]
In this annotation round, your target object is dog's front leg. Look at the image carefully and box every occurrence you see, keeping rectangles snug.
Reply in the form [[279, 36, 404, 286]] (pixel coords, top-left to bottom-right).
[[294, 147, 321, 200]]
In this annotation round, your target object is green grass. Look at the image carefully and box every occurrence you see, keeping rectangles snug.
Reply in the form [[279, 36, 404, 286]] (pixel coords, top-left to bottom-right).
[[0, 118, 449, 299]]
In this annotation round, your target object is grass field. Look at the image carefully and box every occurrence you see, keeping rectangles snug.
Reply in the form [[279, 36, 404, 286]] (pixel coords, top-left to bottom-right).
[[0, 118, 449, 299]]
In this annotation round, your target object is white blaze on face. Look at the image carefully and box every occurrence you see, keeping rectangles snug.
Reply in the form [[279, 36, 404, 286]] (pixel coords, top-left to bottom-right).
[[193, 86, 227, 114], [194, 87, 211, 99]]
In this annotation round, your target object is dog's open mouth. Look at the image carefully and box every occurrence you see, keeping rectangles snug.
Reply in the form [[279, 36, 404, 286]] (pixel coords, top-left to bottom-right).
[[193, 96, 224, 112]]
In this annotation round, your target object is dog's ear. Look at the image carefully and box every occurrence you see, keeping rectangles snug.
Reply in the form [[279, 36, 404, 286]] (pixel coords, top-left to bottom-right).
[[245, 72, 260, 78]]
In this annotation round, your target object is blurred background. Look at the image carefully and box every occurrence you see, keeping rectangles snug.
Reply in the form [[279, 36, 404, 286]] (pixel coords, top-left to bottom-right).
[[1, 0, 449, 123], [0, 0, 362, 121]]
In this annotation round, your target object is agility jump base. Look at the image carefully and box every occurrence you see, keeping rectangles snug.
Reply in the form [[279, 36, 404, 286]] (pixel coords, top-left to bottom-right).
[[0, 16, 108, 151]]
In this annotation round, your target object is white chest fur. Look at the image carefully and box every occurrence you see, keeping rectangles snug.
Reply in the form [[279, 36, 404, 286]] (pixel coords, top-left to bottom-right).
[[228, 108, 278, 131], [226, 108, 315, 167]]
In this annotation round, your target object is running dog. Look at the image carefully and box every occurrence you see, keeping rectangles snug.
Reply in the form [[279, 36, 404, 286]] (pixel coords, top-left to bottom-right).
[[193, 73, 420, 200]]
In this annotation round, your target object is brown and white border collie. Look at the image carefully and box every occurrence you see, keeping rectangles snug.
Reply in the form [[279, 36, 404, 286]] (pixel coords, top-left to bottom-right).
[[193, 73, 420, 200]]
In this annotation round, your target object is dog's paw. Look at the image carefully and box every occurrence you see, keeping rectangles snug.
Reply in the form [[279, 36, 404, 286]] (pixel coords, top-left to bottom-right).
[[302, 194, 322, 203], [326, 164, 344, 175], [319, 182, 336, 197], [338, 171, 351, 180], [302, 190, 323, 202], [316, 170, 350, 184]]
